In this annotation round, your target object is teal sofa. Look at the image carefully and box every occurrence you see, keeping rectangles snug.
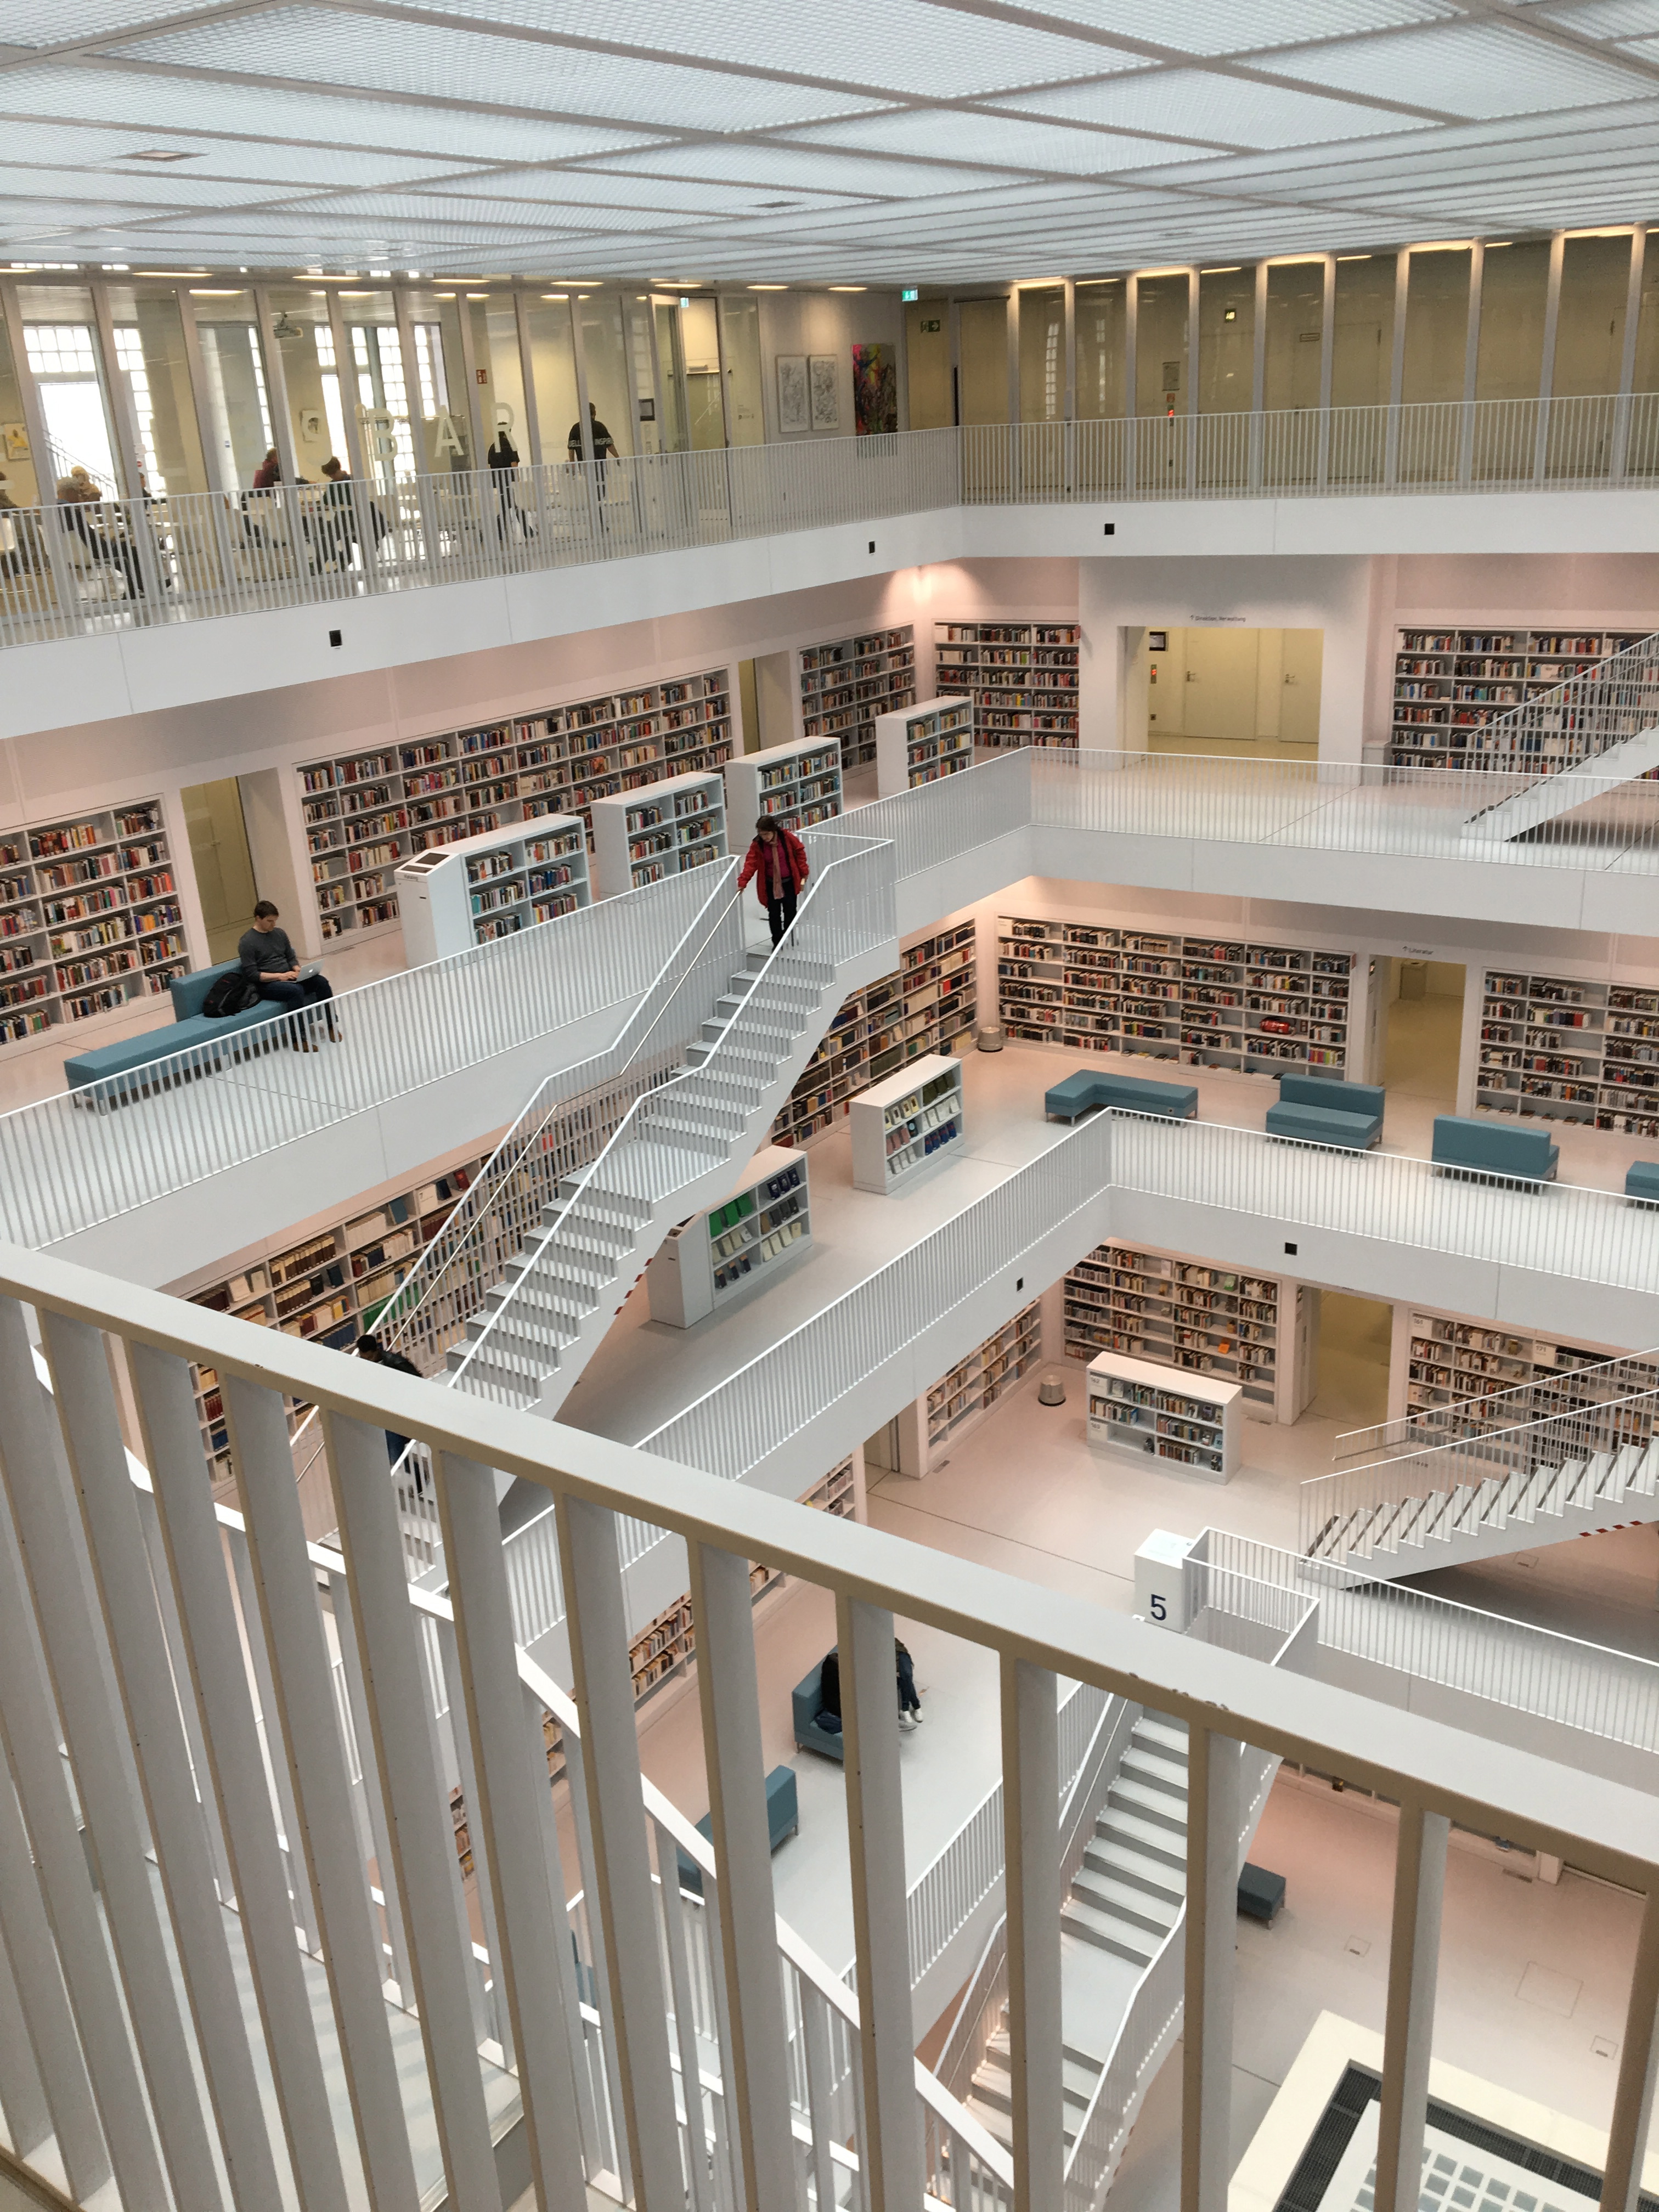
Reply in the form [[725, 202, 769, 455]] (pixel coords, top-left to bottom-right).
[[1431, 1114, 1558, 1186], [65, 958, 278, 1107], [676, 1765, 799, 1893], [1626, 1161, 1659, 1206], [1265, 1075, 1384, 1152], [793, 1661, 845, 1763], [1045, 1069, 1198, 1122]]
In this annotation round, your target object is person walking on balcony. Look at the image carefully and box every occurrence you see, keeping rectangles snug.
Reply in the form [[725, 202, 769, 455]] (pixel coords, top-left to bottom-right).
[[354, 1331, 424, 1475], [737, 816, 810, 946], [896, 1638, 924, 1728], [239, 900, 338, 1049]]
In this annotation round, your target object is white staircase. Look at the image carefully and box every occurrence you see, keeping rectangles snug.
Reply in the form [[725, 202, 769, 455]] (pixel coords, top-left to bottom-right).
[[1458, 630, 1659, 849], [447, 835, 895, 1418]]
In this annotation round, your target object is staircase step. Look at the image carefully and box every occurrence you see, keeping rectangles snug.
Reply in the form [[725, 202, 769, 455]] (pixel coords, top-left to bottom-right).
[[962, 2096, 1013, 2153], [1069, 1867, 1181, 1938], [1096, 1807, 1187, 1872], [1085, 1837, 1185, 1906], [1135, 1717, 1189, 1762], [1061, 1897, 1163, 1966], [1119, 1744, 1188, 1798], [977, 2037, 1100, 2120], [1109, 1777, 1188, 1835]]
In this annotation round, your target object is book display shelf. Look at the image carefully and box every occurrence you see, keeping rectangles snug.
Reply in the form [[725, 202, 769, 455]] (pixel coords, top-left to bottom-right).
[[1087, 1351, 1242, 1481], [797, 627, 916, 770], [591, 769, 727, 899], [874, 697, 973, 797], [927, 1303, 1041, 1463], [934, 621, 1081, 747], [396, 816, 589, 963], [1406, 1308, 1655, 1438], [0, 797, 186, 1052], [1478, 965, 1659, 1134], [724, 736, 843, 834], [772, 922, 976, 1148], [851, 1054, 964, 1194], [803, 1455, 857, 1519], [1063, 1242, 1283, 1420], [998, 914, 1353, 1077], [1387, 624, 1649, 769], [182, 1153, 485, 1483], [646, 1146, 810, 1327], [296, 665, 732, 943]]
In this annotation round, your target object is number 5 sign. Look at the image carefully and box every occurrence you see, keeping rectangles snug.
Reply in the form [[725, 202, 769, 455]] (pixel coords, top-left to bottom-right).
[[1133, 1530, 1193, 1632]]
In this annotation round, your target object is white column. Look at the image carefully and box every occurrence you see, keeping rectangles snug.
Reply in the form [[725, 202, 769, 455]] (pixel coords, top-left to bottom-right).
[[1374, 1805, 1449, 2212], [1600, 1882, 1659, 2212], [1535, 232, 1566, 482], [250, 286, 302, 484], [1459, 244, 1484, 485], [1385, 251, 1409, 486], [1249, 263, 1268, 490], [839, 1593, 922, 2212], [324, 288, 369, 479], [513, 290, 545, 466], [1002, 1655, 1062, 2212], [690, 1540, 795, 2212], [1613, 229, 1646, 479], [1181, 1726, 1240, 2212], [0, 1914, 52, 2170], [1317, 254, 1336, 490]]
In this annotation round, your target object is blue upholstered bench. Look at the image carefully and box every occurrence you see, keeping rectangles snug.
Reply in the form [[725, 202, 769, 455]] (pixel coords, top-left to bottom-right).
[[793, 1662, 846, 1763], [65, 958, 278, 1106], [1431, 1114, 1559, 1186], [1626, 1161, 1659, 1206], [1044, 1069, 1199, 1122], [1265, 1075, 1384, 1152], [676, 1765, 799, 1893], [1237, 1863, 1286, 1923]]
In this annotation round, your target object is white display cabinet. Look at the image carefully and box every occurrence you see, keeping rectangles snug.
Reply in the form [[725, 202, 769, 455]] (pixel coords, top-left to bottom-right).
[[850, 1054, 964, 1194], [645, 1146, 810, 1327], [874, 697, 973, 798], [394, 815, 589, 963], [590, 769, 727, 900], [1086, 1352, 1242, 1482], [723, 736, 843, 834]]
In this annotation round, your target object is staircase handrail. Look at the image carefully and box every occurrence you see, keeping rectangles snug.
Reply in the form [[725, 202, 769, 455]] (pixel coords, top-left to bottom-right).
[[1459, 627, 1659, 798], [448, 828, 895, 1404]]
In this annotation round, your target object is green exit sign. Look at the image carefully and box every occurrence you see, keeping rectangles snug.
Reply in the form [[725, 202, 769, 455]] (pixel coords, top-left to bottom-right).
[[901, 287, 919, 301], [919, 318, 942, 332]]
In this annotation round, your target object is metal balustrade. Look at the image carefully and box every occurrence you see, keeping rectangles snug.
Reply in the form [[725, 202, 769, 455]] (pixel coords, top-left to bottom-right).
[[7, 394, 1659, 652], [4, 1236, 1656, 2212], [1334, 1343, 1659, 1467]]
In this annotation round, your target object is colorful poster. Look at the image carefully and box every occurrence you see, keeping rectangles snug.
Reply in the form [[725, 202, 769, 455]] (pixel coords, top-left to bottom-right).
[[852, 343, 897, 436]]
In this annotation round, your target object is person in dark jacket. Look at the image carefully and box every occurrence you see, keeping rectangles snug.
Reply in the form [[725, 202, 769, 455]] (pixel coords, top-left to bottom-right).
[[487, 426, 524, 540], [736, 817, 810, 946], [355, 1331, 424, 1474], [817, 1648, 842, 1735], [238, 900, 337, 1049], [896, 1638, 923, 1727]]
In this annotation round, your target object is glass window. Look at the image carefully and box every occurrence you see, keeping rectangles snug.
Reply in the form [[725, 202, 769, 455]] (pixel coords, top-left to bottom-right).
[[262, 286, 332, 481], [624, 297, 662, 455], [716, 295, 763, 448], [1263, 262, 1324, 413], [906, 298, 952, 428], [1135, 274, 1190, 416], [1197, 268, 1254, 412], [653, 302, 687, 453], [190, 290, 276, 489], [523, 295, 582, 464], [406, 291, 470, 470], [1475, 240, 1550, 401], [681, 296, 725, 450], [1554, 233, 1633, 397], [1401, 249, 1471, 405], [0, 305, 40, 507], [309, 319, 349, 472], [1017, 286, 1064, 422], [462, 295, 528, 467], [18, 285, 123, 494], [106, 284, 207, 496], [1632, 247, 1659, 395], [958, 297, 1008, 424], [1075, 281, 1125, 419], [574, 294, 634, 459], [1330, 256, 1396, 408]]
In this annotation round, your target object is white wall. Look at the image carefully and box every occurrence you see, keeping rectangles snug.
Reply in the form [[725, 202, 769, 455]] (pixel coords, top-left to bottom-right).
[[755, 292, 904, 443]]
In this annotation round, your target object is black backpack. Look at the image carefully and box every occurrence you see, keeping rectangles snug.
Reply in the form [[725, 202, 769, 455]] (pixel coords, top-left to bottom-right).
[[202, 971, 262, 1018]]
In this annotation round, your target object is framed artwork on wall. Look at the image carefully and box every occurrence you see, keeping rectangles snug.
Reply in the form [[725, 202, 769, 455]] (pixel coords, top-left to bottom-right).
[[777, 355, 809, 433], [851, 344, 898, 436], [809, 356, 839, 431]]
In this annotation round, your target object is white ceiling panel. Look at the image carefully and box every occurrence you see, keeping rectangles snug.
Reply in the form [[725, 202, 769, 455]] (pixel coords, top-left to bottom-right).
[[426, 167, 867, 212], [996, 67, 1435, 143], [0, 116, 484, 183], [570, 142, 1023, 195], [785, 108, 1206, 172], [1266, 20, 1652, 112], [952, 0, 1458, 49]]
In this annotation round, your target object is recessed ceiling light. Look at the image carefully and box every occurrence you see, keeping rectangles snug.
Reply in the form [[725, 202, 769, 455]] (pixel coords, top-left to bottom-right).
[[465, 291, 488, 299], [189, 288, 245, 296], [828, 285, 866, 292], [541, 292, 568, 301], [1200, 266, 1242, 274], [133, 268, 211, 277], [121, 148, 200, 162], [749, 283, 787, 291]]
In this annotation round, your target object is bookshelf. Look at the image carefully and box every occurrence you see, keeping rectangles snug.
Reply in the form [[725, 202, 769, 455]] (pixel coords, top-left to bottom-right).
[[646, 1146, 810, 1327], [1475, 964, 1659, 1133], [1386, 624, 1650, 769], [934, 620, 1081, 748], [296, 665, 732, 943], [803, 1455, 857, 1519], [926, 1303, 1041, 1463], [1087, 1351, 1242, 1482], [851, 1054, 964, 1194], [1404, 1307, 1656, 1437], [395, 816, 589, 963], [181, 1152, 486, 1485], [0, 797, 187, 1052], [590, 769, 727, 899], [771, 921, 977, 1148], [724, 735, 843, 834], [1063, 1242, 1285, 1421], [874, 697, 973, 797], [797, 626, 916, 771], [998, 913, 1353, 1078]]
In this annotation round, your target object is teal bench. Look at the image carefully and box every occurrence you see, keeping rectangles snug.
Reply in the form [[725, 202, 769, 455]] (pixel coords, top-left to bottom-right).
[[1626, 1162, 1659, 1205], [1431, 1114, 1559, 1186], [1265, 1075, 1384, 1152], [676, 1765, 798, 1893], [65, 957, 279, 1107], [1045, 1069, 1198, 1122]]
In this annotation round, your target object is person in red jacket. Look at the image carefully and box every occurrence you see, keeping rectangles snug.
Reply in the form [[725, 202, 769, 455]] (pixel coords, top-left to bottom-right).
[[736, 815, 810, 946]]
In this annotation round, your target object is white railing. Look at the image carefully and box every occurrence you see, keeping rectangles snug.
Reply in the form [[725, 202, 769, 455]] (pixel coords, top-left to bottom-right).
[[0, 858, 731, 1250], [9, 394, 1659, 651], [3, 1239, 1656, 2212], [1334, 1343, 1659, 1466], [1455, 629, 1659, 779]]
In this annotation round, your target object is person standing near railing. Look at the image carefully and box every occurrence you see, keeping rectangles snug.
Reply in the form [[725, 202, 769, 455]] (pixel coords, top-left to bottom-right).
[[354, 1331, 424, 1473], [737, 815, 810, 946]]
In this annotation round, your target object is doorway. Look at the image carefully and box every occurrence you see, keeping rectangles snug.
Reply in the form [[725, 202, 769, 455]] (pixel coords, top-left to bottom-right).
[[1129, 626, 1323, 758], [1374, 957, 1464, 1108], [181, 779, 259, 963], [1306, 1291, 1393, 1429]]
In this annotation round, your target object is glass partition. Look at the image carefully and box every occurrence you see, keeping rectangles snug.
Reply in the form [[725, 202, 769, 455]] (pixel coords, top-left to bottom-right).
[[1017, 286, 1064, 422], [653, 301, 687, 453], [405, 290, 471, 471], [17, 283, 123, 494], [575, 293, 634, 459], [906, 298, 952, 428], [1474, 241, 1549, 402], [1075, 280, 1124, 419], [0, 303, 41, 508], [958, 296, 1008, 423], [1401, 249, 1470, 405], [190, 289, 277, 490], [716, 294, 763, 446], [682, 296, 725, 448], [523, 295, 581, 464], [1135, 275, 1189, 416], [1197, 267, 1254, 411], [337, 288, 410, 490], [1554, 233, 1633, 396], [105, 283, 207, 496], [463, 295, 528, 466], [1263, 261, 1324, 412], [624, 296, 661, 455], [262, 286, 332, 482], [1330, 255, 1395, 407]]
